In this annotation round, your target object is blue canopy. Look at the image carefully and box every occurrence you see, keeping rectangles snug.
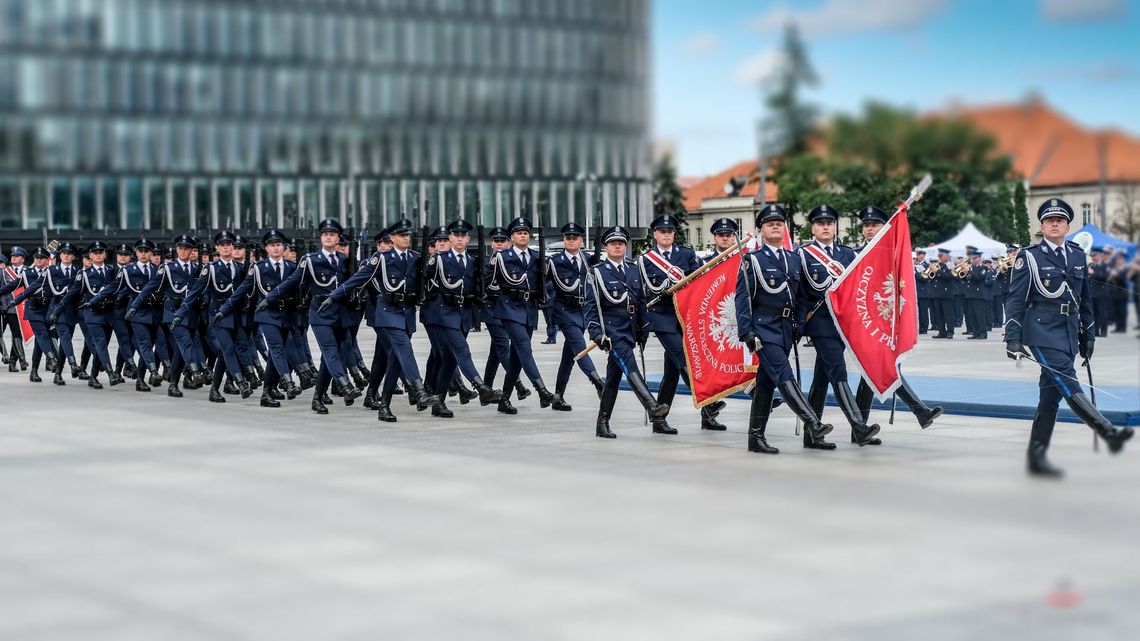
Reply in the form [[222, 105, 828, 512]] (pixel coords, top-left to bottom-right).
[[1066, 223, 1136, 260]]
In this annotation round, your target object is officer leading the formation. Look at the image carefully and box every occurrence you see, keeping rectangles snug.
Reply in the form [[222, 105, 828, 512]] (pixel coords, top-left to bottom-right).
[[736, 204, 834, 454], [1004, 198, 1133, 477]]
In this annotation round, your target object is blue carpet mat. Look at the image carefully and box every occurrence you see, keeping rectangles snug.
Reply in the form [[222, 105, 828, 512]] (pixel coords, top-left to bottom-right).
[[619, 370, 1140, 426]]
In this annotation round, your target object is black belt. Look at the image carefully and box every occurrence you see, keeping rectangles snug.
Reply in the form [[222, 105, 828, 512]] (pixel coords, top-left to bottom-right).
[[442, 293, 473, 308], [383, 292, 411, 306], [555, 295, 583, 309], [506, 289, 533, 302], [755, 304, 793, 318], [1028, 300, 1076, 316]]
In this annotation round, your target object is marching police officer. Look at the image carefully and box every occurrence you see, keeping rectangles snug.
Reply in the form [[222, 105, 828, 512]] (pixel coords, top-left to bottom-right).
[[796, 205, 880, 447], [326, 218, 438, 421], [1005, 198, 1133, 477], [736, 204, 835, 453], [1, 247, 30, 371], [481, 227, 531, 402], [852, 206, 944, 436], [421, 219, 502, 417], [266, 218, 363, 414], [585, 225, 670, 438], [488, 216, 561, 413], [638, 213, 725, 433], [42, 242, 83, 382], [58, 241, 124, 388], [90, 238, 164, 391], [546, 221, 605, 408], [109, 243, 138, 381]]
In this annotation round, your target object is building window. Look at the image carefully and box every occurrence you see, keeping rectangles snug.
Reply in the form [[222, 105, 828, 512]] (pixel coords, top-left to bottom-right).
[[1081, 203, 1092, 226]]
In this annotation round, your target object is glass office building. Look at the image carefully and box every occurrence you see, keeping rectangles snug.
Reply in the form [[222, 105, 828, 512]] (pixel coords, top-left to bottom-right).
[[0, 0, 651, 236]]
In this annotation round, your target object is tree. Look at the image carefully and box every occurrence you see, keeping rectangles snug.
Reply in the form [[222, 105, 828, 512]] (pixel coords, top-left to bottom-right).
[[776, 101, 1018, 246], [653, 152, 690, 245], [1013, 181, 1031, 245], [1110, 183, 1140, 243], [762, 24, 820, 156]]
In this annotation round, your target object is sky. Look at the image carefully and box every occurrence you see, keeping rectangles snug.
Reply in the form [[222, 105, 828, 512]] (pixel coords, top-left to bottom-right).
[[653, 0, 1140, 177]]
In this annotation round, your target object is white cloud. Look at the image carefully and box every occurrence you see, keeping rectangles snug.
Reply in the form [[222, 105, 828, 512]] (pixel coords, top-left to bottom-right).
[[1040, 0, 1126, 22], [750, 0, 951, 36], [682, 31, 721, 56], [734, 48, 788, 85]]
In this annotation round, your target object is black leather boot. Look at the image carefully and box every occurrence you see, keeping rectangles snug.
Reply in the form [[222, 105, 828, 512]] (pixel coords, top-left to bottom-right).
[[209, 369, 226, 403], [107, 371, 125, 386], [311, 385, 329, 414], [297, 368, 316, 390], [497, 392, 518, 415], [266, 386, 284, 401], [534, 379, 561, 409], [472, 377, 502, 405], [1068, 392, 1134, 453], [807, 375, 828, 418], [237, 378, 253, 399], [778, 380, 834, 445], [392, 381, 405, 395], [551, 383, 572, 411], [650, 416, 677, 435], [748, 386, 779, 454], [283, 377, 302, 400], [260, 390, 281, 408], [1027, 408, 1062, 478], [700, 407, 726, 430], [357, 362, 370, 380], [626, 371, 671, 420], [350, 367, 367, 390], [244, 365, 261, 389], [148, 366, 163, 387], [377, 402, 397, 422], [53, 361, 66, 385], [514, 381, 531, 401], [896, 378, 943, 429], [136, 376, 151, 392], [330, 377, 345, 397], [45, 354, 58, 374], [408, 379, 439, 411], [224, 378, 240, 395], [87, 375, 102, 389], [167, 382, 183, 398], [833, 381, 881, 446], [455, 379, 478, 405], [362, 388, 380, 410], [68, 356, 86, 380], [587, 371, 605, 399], [122, 360, 137, 379], [431, 399, 454, 418], [320, 390, 333, 405], [596, 382, 618, 439], [334, 375, 361, 406]]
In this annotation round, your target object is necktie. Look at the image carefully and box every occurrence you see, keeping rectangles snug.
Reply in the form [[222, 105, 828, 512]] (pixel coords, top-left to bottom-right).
[[229, 262, 235, 279], [825, 246, 833, 259], [276, 262, 283, 280], [617, 263, 625, 276], [1055, 247, 1066, 267], [571, 256, 578, 271], [459, 254, 466, 270], [521, 250, 528, 266]]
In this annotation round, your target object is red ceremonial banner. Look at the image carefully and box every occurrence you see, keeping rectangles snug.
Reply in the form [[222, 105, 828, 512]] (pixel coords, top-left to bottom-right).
[[3, 266, 32, 343], [675, 253, 758, 407], [826, 205, 918, 398]]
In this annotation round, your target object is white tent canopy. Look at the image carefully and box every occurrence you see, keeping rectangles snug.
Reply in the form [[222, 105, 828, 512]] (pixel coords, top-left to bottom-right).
[[921, 222, 1007, 258]]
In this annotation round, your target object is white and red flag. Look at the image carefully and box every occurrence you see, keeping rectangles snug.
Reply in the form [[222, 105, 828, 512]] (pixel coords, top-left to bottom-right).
[[826, 203, 919, 398], [674, 253, 757, 407]]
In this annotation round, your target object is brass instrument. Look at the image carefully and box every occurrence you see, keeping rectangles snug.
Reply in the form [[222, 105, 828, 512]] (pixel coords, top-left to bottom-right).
[[920, 261, 940, 279], [994, 254, 1014, 272], [951, 257, 971, 278]]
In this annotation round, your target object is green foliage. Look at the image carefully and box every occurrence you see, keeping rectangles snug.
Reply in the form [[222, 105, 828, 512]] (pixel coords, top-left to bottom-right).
[[1013, 181, 1031, 245], [763, 25, 819, 156], [653, 152, 689, 245], [776, 101, 1018, 246]]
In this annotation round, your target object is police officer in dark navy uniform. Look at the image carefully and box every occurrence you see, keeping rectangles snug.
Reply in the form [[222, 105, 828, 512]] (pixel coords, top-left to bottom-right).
[[963, 250, 989, 339], [1005, 198, 1133, 477], [326, 218, 439, 421], [914, 248, 930, 333], [481, 227, 531, 401], [585, 225, 670, 438], [59, 241, 125, 389], [2, 247, 57, 381], [359, 226, 393, 410], [109, 243, 138, 382], [796, 205, 880, 447], [265, 218, 363, 414], [220, 229, 299, 407], [41, 242, 83, 382], [0, 247, 32, 372], [928, 247, 955, 338], [852, 206, 944, 438], [638, 213, 726, 433], [546, 221, 606, 409], [421, 219, 503, 417], [736, 204, 837, 453], [421, 225, 451, 402], [90, 238, 164, 392], [128, 234, 211, 396], [488, 216, 562, 414]]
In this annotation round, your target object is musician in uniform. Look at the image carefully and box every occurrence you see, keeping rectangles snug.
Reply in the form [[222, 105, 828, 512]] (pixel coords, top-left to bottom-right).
[[488, 216, 562, 414], [795, 205, 880, 447], [265, 218, 363, 414], [929, 248, 955, 338], [584, 225, 670, 438], [736, 204, 834, 453], [546, 222, 606, 409], [963, 250, 990, 339], [914, 249, 930, 334], [852, 207, 944, 437], [326, 218, 439, 421], [1005, 198, 1133, 477], [638, 213, 726, 433]]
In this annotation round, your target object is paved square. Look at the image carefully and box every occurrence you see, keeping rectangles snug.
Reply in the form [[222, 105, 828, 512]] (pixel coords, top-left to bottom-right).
[[2, 329, 1137, 640]]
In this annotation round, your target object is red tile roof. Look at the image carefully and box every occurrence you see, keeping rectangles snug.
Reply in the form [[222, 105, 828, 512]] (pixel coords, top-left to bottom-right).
[[682, 160, 779, 212]]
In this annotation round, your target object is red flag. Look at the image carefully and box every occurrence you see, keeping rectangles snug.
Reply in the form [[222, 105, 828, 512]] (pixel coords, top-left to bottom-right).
[[674, 253, 757, 407], [826, 204, 918, 398], [3, 266, 32, 344]]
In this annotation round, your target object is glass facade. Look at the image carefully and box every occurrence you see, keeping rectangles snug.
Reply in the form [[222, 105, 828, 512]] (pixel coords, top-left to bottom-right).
[[0, 0, 652, 233]]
